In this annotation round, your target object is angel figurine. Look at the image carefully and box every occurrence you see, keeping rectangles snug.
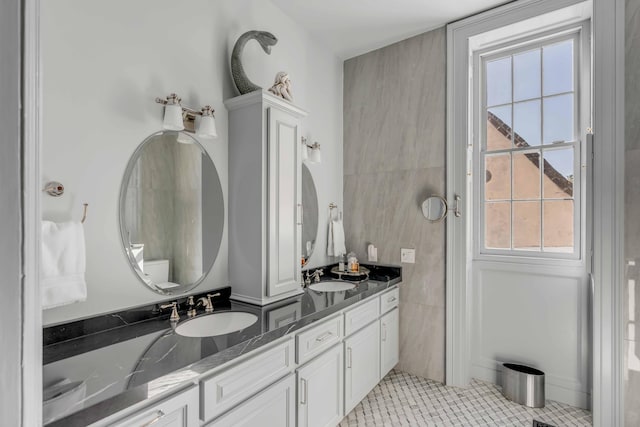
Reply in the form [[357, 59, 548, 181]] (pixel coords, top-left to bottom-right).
[[268, 71, 293, 102]]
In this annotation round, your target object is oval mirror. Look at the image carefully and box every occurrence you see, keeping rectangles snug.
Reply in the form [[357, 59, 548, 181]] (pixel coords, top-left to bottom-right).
[[301, 163, 319, 266], [421, 195, 448, 222], [119, 131, 224, 295]]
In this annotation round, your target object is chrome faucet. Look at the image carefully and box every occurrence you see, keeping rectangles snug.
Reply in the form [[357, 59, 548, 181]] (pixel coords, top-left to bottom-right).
[[160, 301, 180, 322], [311, 269, 324, 283], [302, 271, 312, 287], [197, 292, 221, 313], [186, 296, 197, 318]]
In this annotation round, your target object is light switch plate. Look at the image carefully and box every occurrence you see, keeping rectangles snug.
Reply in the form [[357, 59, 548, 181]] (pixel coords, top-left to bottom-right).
[[401, 248, 415, 263]]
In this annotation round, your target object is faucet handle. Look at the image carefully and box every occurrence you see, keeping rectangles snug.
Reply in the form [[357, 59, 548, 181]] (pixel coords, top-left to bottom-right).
[[160, 301, 180, 322], [205, 293, 221, 313], [312, 269, 324, 282], [186, 296, 196, 318]]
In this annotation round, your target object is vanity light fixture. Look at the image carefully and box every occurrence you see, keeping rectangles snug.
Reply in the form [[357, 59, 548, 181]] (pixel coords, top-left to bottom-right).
[[155, 93, 218, 139], [301, 137, 321, 164]]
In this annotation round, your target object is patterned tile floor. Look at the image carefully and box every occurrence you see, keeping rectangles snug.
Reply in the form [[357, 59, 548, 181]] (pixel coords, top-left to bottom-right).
[[339, 370, 592, 426]]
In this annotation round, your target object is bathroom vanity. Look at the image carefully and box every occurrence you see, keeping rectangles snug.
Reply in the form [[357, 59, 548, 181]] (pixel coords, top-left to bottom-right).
[[43, 265, 401, 426]]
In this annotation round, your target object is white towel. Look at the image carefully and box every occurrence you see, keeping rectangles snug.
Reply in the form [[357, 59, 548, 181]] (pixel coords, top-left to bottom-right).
[[41, 221, 87, 309], [327, 219, 346, 257]]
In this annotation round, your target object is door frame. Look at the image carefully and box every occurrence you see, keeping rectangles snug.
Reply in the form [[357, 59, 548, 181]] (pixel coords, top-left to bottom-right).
[[446, 0, 625, 425], [22, 0, 43, 425]]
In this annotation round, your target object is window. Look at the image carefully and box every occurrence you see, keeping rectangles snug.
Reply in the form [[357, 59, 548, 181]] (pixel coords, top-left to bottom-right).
[[480, 33, 581, 256]]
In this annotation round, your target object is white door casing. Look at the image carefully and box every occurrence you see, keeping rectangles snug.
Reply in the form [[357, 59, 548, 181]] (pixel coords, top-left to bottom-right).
[[446, 0, 624, 422]]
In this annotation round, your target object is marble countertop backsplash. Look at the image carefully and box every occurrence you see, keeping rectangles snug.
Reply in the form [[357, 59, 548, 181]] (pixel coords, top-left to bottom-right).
[[43, 263, 401, 426]]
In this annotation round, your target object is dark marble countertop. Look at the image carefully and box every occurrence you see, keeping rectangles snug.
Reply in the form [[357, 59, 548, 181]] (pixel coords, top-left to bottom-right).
[[44, 264, 401, 426]]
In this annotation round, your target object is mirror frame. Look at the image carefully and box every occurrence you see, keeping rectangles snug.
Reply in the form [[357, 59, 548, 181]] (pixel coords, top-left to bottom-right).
[[301, 163, 319, 267], [118, 130, 223, 295]]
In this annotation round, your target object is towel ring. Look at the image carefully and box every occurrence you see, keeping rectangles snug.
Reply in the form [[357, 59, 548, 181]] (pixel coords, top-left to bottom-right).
[[81, 203, 88, 224]]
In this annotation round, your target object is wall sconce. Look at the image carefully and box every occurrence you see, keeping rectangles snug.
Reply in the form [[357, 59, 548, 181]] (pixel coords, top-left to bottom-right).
[[301, 137, 321, 164], [155, 93, 218, 139]]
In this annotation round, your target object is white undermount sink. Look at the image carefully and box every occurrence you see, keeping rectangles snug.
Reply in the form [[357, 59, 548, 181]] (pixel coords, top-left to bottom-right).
[[175, 311, 258, 338], [308, 281, 356, 292]]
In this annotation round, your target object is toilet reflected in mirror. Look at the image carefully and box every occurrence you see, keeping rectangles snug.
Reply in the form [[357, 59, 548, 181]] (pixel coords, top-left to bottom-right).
[[119, 131, 224, 295]]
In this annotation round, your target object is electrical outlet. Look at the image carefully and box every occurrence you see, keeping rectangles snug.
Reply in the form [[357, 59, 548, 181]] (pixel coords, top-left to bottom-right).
[[401, 248, 415, 264]]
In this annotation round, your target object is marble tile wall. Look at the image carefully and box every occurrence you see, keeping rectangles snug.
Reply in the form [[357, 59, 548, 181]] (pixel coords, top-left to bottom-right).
[[625, 0, 640, 424], [343, 27, 446, 382]]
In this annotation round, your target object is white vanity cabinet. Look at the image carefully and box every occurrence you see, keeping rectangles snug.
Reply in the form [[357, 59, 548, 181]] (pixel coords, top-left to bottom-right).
[[380, 308, 399, 378], [206, 374, 296, 427], [92, 385, 199, 427], [344, 321, 381, 414], [88, 286, 400, 427], [379, 287, 400, 378], [225, 91, 308, 306], [297, 344, 344, 427], [200, 338, 294, 422]]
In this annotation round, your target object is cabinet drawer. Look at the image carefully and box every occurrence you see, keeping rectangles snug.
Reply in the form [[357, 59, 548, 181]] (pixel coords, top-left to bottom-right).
[[344, 297, 379, 336], [96, 385, 199, 427], [206, 374, 295, 427], [296, 315, 343, 364], [200, 339, 294, 422], [380, 287, 399, 314]]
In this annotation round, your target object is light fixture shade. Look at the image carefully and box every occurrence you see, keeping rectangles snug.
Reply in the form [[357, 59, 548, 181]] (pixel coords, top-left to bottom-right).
[[197, 115, 218, 138], [301, 143, 309, 161], [309, 145, 322, 163], [163, 104, 184, 131]]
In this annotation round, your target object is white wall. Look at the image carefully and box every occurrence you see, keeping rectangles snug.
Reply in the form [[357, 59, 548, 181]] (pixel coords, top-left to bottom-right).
[[0, 0, 23, 423], [41, 0, 343, 325]]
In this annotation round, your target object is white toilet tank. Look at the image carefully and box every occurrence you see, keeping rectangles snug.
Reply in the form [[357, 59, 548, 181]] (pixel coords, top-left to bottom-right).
[[143, 259, 169, 283]]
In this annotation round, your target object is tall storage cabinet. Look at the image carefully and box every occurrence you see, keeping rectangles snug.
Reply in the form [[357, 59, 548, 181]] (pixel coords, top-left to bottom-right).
[[225, 91, 308, 306]]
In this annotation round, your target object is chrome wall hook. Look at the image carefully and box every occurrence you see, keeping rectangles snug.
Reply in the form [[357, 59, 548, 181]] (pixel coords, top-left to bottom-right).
[[43, 181, 64, 197]]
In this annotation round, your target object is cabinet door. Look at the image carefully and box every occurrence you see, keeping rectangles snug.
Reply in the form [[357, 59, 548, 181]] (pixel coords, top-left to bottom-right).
[[207, 374, 295, 427], [267, 107, 302, 297], [380, 307, 399, 378], [344, 321, 380, 414], [297, 345, 344, 427], [101, 385, 198, 427]]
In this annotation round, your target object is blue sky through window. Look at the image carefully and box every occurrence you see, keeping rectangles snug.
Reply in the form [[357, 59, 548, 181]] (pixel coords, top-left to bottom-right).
[[486, 39, 575, 182]]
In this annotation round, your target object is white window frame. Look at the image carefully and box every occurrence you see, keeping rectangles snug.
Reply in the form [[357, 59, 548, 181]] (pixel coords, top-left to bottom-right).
[[472, 21, 591, 264], [446, 1, 625, 425]]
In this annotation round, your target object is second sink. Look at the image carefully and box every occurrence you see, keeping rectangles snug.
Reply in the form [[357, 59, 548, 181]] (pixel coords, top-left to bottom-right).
[[175, 312, 258, 338], [308, 281, 356, 292]]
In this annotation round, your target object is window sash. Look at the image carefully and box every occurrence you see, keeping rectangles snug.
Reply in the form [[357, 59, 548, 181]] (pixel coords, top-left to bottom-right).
[[477, 30, 583, 259]]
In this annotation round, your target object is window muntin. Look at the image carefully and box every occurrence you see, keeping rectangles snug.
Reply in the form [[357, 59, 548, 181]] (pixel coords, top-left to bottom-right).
[[481, 35, 579, 255]]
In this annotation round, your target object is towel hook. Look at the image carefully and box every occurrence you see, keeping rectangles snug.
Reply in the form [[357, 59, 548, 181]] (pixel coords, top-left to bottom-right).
[[43, 181, 64, 197], [81, 203, 88, 224]]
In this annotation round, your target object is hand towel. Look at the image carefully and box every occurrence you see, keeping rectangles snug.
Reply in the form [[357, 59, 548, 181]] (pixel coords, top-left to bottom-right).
[[41, 221, 87, 309], [328, 219, 346, 257]]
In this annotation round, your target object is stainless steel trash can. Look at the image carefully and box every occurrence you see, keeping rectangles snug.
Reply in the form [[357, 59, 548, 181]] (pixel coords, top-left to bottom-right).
[[501, 363, 545, 408]]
